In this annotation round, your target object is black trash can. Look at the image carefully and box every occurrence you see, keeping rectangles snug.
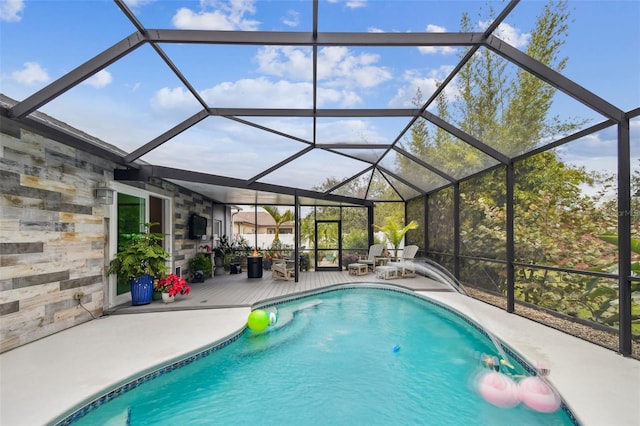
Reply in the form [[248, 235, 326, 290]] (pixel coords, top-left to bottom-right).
[[247, 256, 263, 278]]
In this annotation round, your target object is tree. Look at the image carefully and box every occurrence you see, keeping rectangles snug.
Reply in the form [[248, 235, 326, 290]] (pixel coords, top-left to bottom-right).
[[399, 1, 639, 335], [261, 206, 294, 242]]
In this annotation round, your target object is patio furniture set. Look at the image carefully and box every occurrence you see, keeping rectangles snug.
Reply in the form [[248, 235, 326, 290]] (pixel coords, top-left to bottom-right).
[[348, 245, 419, 280], [270, 245, 419, 281]]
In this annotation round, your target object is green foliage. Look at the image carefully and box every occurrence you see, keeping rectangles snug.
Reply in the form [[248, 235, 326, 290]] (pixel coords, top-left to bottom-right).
[[300, 252, 310, 271], [374, 218, 419, 257], [108, 223, 170, 279], [215, 235, 253, 270], [403, 1, 639, 338], [189, 253, 212, 278], [342, 229, 368, 251], [299, 214, 315, 249], [299, 205, 375, 253], [262, 206, 294, 241], [268, 239, 293, 259], [214, 235, 233, 258], [598, 235, 640, 258], [428, 187, 455, 254], [374, 202, 404, 230], [405, 198, 425, 248]]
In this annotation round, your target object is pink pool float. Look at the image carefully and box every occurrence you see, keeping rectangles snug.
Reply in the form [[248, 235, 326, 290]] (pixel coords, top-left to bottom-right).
[[477, 370, 521, 408], [518, 376, 562, 413]]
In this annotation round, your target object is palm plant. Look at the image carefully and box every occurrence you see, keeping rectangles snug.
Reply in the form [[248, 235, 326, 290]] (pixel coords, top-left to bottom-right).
[[374, 218, 419, 257], [262, 206, 294, 242]]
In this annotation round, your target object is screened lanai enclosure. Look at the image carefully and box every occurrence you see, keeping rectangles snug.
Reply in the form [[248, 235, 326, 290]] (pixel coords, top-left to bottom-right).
[[1, 0, 638, 356]]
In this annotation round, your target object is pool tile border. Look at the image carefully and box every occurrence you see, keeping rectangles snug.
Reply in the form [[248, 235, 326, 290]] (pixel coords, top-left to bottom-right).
[[53, 331, 244, 426], [56, 284, 580, 425]]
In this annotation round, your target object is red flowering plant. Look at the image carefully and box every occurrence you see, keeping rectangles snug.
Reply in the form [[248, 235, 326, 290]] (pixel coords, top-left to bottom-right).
[[155, 274, 191, 297]]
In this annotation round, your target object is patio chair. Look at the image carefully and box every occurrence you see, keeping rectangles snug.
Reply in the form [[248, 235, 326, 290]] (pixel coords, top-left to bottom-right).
[[401, 245, 419, 261], [272, 259, 294, 281], [359, 244, 383, 271], [389, 245, 419, 277]]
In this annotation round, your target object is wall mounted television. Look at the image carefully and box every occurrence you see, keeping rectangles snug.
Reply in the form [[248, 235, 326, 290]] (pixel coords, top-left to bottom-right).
[[189, 213, 207, 240]]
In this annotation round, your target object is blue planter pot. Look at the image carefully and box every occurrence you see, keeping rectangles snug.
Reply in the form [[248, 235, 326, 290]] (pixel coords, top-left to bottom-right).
[[130, 274, 154, 305]]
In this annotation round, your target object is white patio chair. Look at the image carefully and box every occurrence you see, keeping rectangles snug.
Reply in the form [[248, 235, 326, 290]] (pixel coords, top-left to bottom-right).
[[359, 244, 383, 271], [390, 245, 419, 277]]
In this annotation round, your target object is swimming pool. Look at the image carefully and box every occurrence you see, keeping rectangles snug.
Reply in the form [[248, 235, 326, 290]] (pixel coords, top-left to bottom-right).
[[64, 287, 576, 425]]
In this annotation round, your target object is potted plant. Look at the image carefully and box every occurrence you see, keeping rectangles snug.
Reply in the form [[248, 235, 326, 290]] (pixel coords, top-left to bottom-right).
[[214, 235, 236, 272], [154, 273, 191, 303], [189, 253, 212, 282], [108, 223, 170, 305], [373, 218, 419, 258], [213, 245, 225, 276], [262, 252, 273, 270]]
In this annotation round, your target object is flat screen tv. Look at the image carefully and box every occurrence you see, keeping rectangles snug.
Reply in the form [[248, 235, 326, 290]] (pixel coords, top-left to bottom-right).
[[189, 214, 207, 240]]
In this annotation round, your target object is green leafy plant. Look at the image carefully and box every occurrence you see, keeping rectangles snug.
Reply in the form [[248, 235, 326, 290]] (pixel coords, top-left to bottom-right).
[[262, 206, 294, 242], [108, 223, 170, 279], [189, 253, 213, 278], [374, 218, 419, 257]]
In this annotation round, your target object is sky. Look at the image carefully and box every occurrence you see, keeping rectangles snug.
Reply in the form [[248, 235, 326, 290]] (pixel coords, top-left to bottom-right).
[[1, 0, 638, 194]]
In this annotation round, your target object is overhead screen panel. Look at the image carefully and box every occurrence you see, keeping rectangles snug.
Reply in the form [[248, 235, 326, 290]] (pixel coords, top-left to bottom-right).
[[139, 116, 312, 180]]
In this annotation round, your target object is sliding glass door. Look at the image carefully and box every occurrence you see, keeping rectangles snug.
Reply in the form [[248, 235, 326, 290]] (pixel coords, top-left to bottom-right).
[[108, 183, 171, 307], [115, 193, 146, 296]]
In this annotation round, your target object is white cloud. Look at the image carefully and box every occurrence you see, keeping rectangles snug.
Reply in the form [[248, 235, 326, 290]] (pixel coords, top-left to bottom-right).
[[254, 46, 392, 92], [418, 24, 458, 55], [317, 87, 363, 108], [200, 77, 313, 108], [255, 46, 312, 81], [151, 86, 201, 111], [82, 70, 113, 89], [327, 0, 366, 9], [388, 66, 456, 108], [0, 0, 24, 22], [128, 82, 141, 92], [123, 0, 155, 7], [346, 0, 367, 9], [556, 127, 627, 178], [317, 46, 392, 88], [172, 0, 259, 31], [11, 62, 49, 85], [317, 119, 387, 144], [281, 10, 299, 28], [479, 20, 530, 48]]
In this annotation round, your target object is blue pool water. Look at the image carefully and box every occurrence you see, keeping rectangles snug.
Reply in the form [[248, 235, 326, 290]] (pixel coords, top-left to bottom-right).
[[70, 288, 575, 425]]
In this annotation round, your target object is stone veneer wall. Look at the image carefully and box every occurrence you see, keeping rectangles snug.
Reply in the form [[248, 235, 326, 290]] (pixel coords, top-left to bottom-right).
[[0, 119, 218, 353]]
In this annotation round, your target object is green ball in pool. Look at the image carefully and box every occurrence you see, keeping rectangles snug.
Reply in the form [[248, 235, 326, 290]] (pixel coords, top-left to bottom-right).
[[247, 309, 270, 331]]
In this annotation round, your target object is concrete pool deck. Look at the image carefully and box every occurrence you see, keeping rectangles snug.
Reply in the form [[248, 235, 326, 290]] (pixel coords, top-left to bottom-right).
[[423, 292, 640, 426], [1, 277, 638, 425]]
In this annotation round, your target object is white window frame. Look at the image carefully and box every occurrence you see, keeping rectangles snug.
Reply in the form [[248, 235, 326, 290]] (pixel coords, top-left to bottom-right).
[[107, 182, 173, 308]]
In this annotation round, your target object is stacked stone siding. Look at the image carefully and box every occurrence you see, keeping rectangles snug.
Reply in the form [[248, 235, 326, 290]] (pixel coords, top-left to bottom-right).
[[0, 124, 110, 353], [0, 119, 220, 353]]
